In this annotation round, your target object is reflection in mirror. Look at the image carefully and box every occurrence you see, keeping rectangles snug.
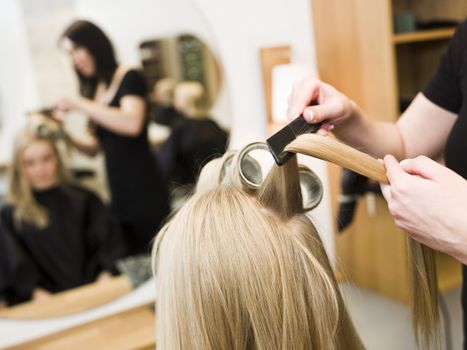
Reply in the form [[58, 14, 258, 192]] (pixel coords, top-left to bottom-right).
[[0, 0, 228, 322], [140, 33, 221, 110], [143, 34, 229, 207]]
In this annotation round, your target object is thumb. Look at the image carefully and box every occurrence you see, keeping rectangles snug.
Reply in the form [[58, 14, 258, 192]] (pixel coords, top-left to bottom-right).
[[302, 103, 338, 124], [400, 156, 443, 180], [287, 78, 320, 120], [383, 154, 408, 185]]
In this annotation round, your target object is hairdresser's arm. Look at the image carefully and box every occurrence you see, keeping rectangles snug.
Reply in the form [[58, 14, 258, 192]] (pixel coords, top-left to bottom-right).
[[64, 132, 100, 157], [381, 155, 467, 264], [51, 110, 100, 157], [54, 95, 146, 136], [287, 77, 457, 159]]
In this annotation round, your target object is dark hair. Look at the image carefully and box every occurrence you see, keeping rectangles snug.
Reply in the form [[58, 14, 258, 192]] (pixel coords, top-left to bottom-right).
[[61, 20, 118, 98]]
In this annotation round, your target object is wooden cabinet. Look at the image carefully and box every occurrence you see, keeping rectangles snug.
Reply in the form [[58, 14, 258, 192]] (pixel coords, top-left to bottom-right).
[[310, 0, 464, 302]]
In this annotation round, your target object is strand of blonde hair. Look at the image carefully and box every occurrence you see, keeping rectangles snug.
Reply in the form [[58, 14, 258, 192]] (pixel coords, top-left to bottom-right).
[[286, 132, 439, 348]]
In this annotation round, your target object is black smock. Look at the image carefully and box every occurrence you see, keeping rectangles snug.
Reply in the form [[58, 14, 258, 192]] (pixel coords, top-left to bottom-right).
[[423, 19, 467, 349], [158, 118, 229, 185], [95, 70, 170, 255], [151, 105, 185, 128], [0, 185, 121, 304]]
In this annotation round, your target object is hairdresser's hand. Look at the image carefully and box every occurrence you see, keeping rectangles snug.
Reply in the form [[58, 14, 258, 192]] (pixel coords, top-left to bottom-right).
[[287, 77, 356, 126], [53, 96, 80, 113], [381, 154, 467, 264], [51, 109, 67, 124], [32, 287, 52, 302]]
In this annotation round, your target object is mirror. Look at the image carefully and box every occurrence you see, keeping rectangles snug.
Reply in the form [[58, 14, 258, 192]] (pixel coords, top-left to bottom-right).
[[0, 0, 229, 322], [140, 33, 221, 111]]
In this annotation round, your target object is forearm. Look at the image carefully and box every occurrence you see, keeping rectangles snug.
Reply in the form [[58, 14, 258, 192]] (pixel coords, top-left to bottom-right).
[[333, 102, 405, 159], [76, 97, 143, 136], [65, 132, 100, 157]]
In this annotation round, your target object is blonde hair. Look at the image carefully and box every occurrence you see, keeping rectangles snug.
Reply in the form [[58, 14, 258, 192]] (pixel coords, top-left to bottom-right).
[[287, 133, 439, 348], [153, 146, 364, 349], [174, 81, 207, 119], [153, 78, 176, 105], [7, 126, 69, 229]]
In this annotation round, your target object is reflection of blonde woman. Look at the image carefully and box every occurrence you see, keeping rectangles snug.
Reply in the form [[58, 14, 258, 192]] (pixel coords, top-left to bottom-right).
[[158, 81, 228, 186], [153, 151, 364, 349], [151, 78, 183, 127], [0, 128, 120, 305]]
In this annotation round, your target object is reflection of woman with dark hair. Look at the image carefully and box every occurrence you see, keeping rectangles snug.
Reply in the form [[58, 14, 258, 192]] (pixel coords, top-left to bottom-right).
[[0, 128, 121, 305], [53, 20, 170, 255]]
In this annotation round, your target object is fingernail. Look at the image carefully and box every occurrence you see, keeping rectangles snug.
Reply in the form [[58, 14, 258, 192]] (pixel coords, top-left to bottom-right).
[[317, 129, 328, 136], [305, 109, 314, 122], [400, 159, 410, 167]]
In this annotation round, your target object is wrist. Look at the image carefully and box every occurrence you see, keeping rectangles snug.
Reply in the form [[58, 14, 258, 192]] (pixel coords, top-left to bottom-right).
[[343, 99, 357, 120], [74, 96, 86, 111], [337, 99, 361, 130]]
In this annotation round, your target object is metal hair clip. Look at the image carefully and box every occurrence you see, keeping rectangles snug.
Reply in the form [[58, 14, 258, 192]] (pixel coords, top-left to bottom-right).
[[237, 142, 324, 211], [237, 142, 267, 189], [30, 108, 55, 119], [33, 123, 65, 140], [298, 164, 323, 211]]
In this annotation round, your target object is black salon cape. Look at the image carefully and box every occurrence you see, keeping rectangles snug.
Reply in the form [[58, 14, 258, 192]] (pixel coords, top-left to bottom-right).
[[422, 20, 467, 348], [158, 118, 229, 185], [0, 185, 122, 305]]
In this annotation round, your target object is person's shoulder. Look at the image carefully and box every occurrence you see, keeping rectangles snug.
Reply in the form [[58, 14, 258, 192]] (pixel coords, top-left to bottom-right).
[[457, 19, 467, 32], [451, 20, 467, 42], [119, 68, 146, 96], [123, 68, 143, 77], [121, 69, 145, 84]]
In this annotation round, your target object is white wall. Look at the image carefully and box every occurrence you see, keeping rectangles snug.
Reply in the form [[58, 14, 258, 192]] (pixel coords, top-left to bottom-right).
[[0, 0, 40, 164]]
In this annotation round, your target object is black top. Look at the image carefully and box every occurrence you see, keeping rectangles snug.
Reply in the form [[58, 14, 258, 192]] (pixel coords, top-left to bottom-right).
[[151, 105, 185, 128], [422, 20, 467, 345], [0, 185, 122, 304], [158, 118, 229, 185], [95, 70, 170, 223], [423, 20, 467, 178]]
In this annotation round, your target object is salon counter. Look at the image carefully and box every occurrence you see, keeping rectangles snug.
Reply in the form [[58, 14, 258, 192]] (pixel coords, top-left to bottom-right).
[[0, 278, 156, 348], [6, 305, 156, 350], [0, 276, 133, 320]]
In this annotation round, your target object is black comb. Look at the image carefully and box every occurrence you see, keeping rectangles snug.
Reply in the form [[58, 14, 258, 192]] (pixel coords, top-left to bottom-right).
[[266, 115, 323, 165]]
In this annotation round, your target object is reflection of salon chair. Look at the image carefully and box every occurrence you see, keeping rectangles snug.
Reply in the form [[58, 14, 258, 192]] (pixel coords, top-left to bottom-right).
[[337, 169, 381, 232]]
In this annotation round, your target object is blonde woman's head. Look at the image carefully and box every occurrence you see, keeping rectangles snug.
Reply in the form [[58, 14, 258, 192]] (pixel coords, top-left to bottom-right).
[[153, 77, 176, 106], [7, 126, 69, 228], [174, 81, 206, 119], [153, 149, 363, 350]]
